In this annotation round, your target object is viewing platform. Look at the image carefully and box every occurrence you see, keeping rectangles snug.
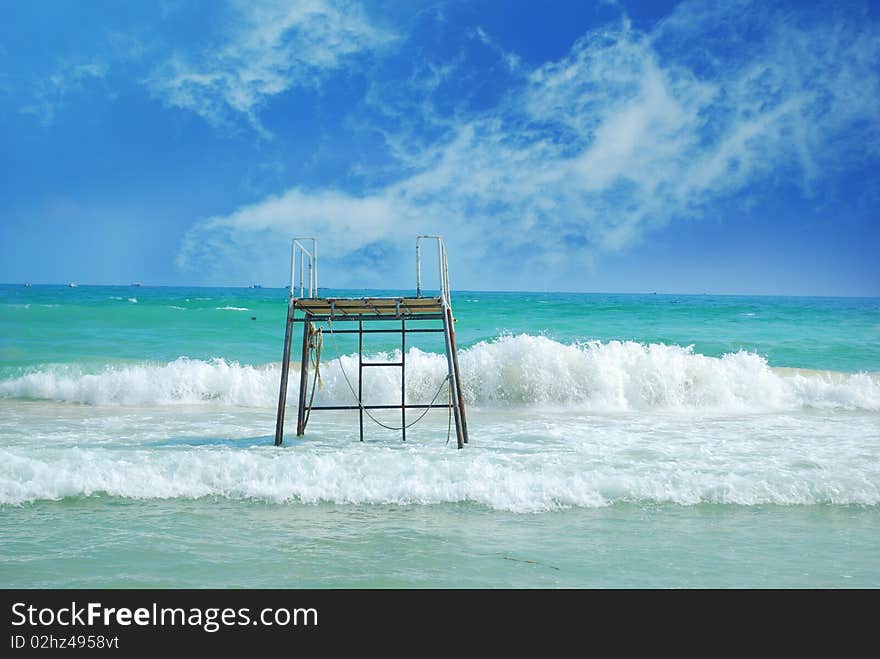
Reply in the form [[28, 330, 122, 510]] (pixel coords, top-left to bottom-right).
[[274, 236, 469, 448]]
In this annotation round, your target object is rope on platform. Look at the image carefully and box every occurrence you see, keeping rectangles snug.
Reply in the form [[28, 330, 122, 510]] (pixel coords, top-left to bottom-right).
[[301, 325, 323, 433], [325, 319, 452, 433]]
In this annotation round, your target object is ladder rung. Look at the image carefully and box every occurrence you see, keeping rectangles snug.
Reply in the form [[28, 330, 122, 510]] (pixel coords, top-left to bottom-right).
[[361, 362, 404, 367], [319, 328, 445, 334], [294, 314, 445, 322], [309, 404, 451, 411]]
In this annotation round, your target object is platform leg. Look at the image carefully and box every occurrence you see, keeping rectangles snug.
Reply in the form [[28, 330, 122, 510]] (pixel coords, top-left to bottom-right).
[[401, 318, 406, 442], [442, 307, 465, 449], [446, 307, 469, 444], [358, 320, 364, 442], [274, 298, 295, 446], [296, 318, 312, 436]]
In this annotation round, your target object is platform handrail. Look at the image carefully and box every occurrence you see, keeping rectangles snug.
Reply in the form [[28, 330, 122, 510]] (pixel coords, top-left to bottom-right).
[[291, 238, 317, 299], [416, 235, 451, 305]]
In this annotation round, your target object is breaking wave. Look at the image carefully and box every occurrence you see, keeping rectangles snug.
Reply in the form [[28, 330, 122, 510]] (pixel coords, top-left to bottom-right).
[[1, 335, 878, 412], [2, 442, 878, 510]]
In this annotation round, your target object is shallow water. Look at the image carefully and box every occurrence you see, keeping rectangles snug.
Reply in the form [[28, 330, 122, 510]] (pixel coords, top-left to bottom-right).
[[3, 500, 877, 588]]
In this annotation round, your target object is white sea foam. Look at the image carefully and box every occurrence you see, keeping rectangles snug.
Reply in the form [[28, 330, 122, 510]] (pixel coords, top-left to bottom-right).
[[0, 335, 877, 411], [0, 358, 276, 407], [128, 297, 137, 303], [2, 434, 878, 509], [216, 306, 249, 311]]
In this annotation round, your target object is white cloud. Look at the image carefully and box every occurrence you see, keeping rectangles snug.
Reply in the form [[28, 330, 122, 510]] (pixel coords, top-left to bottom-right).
[[178, 187, 398, 263], [145, 0, 396, 136], [178, 2, 880, 288]]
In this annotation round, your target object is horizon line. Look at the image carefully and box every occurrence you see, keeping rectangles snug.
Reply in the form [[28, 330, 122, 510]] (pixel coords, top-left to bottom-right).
[[2, 282, 878, 300]]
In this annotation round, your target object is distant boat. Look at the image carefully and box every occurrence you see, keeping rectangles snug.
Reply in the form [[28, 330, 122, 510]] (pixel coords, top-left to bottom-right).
[[250, 284, 262, 289], [132, 282, 142, 287], [24, 282, 32, 287], [68, 282, 78, 288]]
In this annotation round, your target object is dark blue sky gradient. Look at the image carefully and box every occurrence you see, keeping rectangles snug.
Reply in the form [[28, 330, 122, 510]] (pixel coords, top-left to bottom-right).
[[1, 1, 878, 295]]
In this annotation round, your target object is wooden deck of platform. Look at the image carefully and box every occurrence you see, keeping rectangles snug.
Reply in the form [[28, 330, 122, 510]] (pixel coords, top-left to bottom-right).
[[293, 296, 444, 319]]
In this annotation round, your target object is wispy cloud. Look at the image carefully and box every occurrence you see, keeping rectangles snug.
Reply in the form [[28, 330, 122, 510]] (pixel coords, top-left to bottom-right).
[[178, 1, 880, 288], [145, 0, 396, 136], [19, 61, 109, 126]]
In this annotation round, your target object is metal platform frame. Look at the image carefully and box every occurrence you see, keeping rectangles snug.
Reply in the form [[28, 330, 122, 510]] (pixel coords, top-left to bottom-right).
[[274, 236, 469, 448]]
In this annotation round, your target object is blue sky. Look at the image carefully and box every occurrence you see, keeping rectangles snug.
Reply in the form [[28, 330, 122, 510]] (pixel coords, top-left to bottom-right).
[[1, 0, 878, 295]]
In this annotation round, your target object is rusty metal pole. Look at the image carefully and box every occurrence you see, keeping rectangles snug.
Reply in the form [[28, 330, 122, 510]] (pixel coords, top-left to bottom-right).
[[446, 306, 469, 444], [295, 317, 312, 436], [358, 319, 364, 442], [401, 318, 406, 442], [441, 306, 464, 449], [274, 298, 295, 446]]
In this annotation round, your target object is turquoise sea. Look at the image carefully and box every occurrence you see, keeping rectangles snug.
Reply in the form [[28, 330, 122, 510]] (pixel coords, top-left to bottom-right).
[[1, 284, 878, 587]]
